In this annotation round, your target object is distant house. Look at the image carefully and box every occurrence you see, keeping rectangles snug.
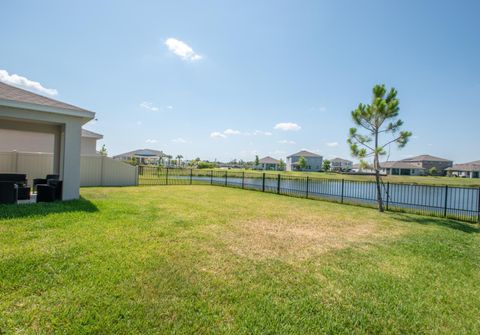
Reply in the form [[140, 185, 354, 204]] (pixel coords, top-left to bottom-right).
[[400, 155, 453, 175], [0, 128, 103, 156], [257, 156, 281, 171], [330, 157, 353, 172], [113, 149, 167, 165], [446, 160, 480, 178], [377, 155, 453, 176], [379, 161, 426, 176], [286, 150, 323, 172]]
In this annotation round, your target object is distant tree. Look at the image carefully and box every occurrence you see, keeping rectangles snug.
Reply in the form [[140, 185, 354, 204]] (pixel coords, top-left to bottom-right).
[[255, 155, 260, 166], [429, 166, 438, 176], [322, 159, 331, 172], [99, 144, 108, 156], [176, 155, 183, 166], [278, 159, 286, 171], [166, 155, 173, 167], [298, 156, 307, 170], [348, 84, 412, 212]]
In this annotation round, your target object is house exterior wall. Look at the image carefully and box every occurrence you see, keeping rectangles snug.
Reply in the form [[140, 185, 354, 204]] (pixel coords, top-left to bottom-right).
[[382, 168, 424, 176], [287, 156, 323, 172], [0, 129, 98, 155]]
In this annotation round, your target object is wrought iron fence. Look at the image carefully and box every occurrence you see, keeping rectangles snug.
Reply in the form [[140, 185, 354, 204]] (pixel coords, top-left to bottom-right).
[[138, 167, 480, 223]]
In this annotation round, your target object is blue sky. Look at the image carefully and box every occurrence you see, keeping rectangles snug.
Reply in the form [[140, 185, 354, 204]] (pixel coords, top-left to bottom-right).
[[1, 0, 479, 163]]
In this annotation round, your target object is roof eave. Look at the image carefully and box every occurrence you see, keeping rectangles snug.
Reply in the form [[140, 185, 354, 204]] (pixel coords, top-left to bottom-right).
[[0, 98, 95, 123]]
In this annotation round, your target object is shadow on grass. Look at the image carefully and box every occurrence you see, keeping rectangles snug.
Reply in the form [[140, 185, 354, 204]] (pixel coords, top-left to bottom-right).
[[0, 196, 98, 220], [392, 213, 479, 234]]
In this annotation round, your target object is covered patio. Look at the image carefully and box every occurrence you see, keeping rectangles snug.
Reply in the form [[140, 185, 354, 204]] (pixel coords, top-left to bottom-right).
[[0, 82, 95, 201]]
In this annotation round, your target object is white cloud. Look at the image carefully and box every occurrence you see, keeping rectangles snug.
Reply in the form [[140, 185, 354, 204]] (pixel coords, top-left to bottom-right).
[[326, 142, 339, 147], [172, 137, 188, 143], [166, 105, 173, 109], [224, 128, 242, 135], [140, 101, 160, 112], [274, 122, 301, 131], [0, 69, 58, 96], [146, 139, 158, 144], [136, 121, 143, 126], [210, 131, 226, 139], [278, 140, 296, 144], [165, 38, 202, 61], [253, 130, 272, 136]]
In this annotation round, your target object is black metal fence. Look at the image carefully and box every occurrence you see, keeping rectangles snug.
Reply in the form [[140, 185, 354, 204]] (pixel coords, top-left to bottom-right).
[[138, 167, 480, 223]]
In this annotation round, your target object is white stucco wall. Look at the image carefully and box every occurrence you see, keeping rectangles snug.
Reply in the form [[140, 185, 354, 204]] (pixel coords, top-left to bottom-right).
[[0, 129, 98, 155]]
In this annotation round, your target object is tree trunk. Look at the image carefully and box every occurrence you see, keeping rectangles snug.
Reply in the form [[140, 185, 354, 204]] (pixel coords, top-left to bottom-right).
[[374, 131, 385, 212]]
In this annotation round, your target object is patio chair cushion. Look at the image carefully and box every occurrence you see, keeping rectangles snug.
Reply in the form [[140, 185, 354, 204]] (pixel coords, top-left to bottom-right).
[[0, 173, 27, 186], [36, 184, 56, 202], [0, 181, 18, 204], [33, 174, 60, 191]]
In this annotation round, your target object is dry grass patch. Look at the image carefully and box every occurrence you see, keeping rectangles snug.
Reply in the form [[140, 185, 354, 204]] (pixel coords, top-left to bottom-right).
[[210, 210, 407, 262]]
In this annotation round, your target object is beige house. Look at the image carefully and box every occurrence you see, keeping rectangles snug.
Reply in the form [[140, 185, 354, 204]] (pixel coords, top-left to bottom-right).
[[257, 156, 281, 171], [0, 128, 103, 155], [0, 82, 95, 200], [380, 155, 453, 176], [446, 160, 480, 178]]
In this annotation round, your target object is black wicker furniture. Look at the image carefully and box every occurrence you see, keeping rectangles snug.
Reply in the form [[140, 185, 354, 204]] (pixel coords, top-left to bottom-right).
[[0, 173, 30, 200], [0, 181, 18, 204], [36, 180, 63, 203]]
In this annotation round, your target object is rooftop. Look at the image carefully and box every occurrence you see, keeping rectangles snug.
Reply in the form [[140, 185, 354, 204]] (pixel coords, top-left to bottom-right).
[[331, 157, 353, 163], [0, 81, 91, 114], [113, 149, 166, 158], [401, 154, 452, 163], [81, 129, 103, 139], [287, 150, 322, 158], [381, 161, 426, 170], [259, 156, 280, 164], [447, 160, 480, 172]]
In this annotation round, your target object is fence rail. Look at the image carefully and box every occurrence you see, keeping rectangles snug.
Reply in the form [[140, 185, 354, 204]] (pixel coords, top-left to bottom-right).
[[139, 167, 480, 223]]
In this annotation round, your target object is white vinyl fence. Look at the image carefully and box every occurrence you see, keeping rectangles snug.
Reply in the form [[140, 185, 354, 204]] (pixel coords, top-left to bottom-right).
[[0, 151, 138, 187]]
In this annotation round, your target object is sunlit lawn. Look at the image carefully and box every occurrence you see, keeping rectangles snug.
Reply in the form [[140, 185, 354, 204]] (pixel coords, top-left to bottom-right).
[[1, 186, 479, 334]]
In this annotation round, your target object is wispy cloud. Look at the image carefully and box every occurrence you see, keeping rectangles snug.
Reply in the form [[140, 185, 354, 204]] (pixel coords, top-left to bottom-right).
[[224, 128, 242, 135], [136, 121, 143, 126], [211, 128, 272, 139], [274, 122, 301, 131], [210, 131, 227, 139], [0, 69, 58, 96], [172, 137, 188, 143], [146, 139, 157, 144], [252, 130, 272, 136], [278, 140, 296, 144], [326, 142, 339, 147], [140, 101, 160, 112], [165, 38, 202, 61]]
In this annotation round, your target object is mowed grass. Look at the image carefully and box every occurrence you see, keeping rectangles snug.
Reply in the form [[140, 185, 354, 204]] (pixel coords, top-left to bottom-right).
[[214, 168, 480, 187], [1, 186, 480, 334]]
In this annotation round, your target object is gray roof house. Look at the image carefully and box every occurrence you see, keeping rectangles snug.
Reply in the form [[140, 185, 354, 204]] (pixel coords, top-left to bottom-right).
[[113, 148, 167, 165], [286, 150, 323, 172], [400, 155, 453, 175], [257, 156, 282, 171], [446, 160, 480, 178], [380, 161, 426, 176]]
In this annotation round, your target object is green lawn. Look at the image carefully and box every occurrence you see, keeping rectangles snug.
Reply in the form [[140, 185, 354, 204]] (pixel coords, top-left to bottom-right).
[[1, 186, 479, 334], [213, 168, 480, 187]]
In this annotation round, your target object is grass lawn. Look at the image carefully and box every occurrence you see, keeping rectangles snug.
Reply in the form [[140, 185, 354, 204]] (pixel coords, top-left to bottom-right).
[[1, 186, 480, 334], [213, 168, 480, 188]]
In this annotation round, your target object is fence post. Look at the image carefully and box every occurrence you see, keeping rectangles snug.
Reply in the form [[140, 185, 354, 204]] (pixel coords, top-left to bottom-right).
[[341, 179, 345, 204], [306, 177, 309, 198], [386, 182, 390, 211], [277, 174, 281, 194], [477, 187, 480, 224], [225, 171, 228, 186], [190, 169, 193, 185], [165, 168, 169, 185], [242, 172, 245, 189], [210, 170, 213, 185], [262, 173, 266, 192], [444, 185, 449, 217]]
